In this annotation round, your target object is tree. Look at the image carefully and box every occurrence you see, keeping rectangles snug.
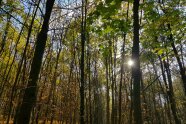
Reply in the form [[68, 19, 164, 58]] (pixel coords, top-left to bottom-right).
[[80, 0, 87, 123], [132, 0, 142, 123], [15, 0, 55, 123]]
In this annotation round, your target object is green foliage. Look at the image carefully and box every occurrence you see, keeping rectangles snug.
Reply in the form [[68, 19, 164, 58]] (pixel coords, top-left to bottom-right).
[[87, 0, 130, 36]]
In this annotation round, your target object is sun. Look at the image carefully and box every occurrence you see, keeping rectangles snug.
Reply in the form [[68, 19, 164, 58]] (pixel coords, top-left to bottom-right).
[[128, 59, 134, 66]]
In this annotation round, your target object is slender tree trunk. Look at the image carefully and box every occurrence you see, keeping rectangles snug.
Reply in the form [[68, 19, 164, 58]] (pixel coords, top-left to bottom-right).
[[167, 24, 186, 95], [163, 58, 181, 124], [159, 56, 172, 124], [113, 38, 118, 124], [86, 33, 92, 124], [15, 0, 55, 123], [132, 0, 142, 123], [105, 57, 110, 124], [151, 61, 167, 124], [80, 0, 87, 123], [119, 1, 129, 122]]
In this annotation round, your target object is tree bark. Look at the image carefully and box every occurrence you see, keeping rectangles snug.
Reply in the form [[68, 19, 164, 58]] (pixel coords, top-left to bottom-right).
[[167, 24, 186, 95], [163, 59, 181, 124], [15, 0, 55, 123], [132, 0, 142, 123], [80, 0, 87, 123]]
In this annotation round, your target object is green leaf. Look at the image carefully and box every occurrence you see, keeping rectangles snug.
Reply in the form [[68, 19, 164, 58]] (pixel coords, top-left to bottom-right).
[[157, 49, 164, 55]]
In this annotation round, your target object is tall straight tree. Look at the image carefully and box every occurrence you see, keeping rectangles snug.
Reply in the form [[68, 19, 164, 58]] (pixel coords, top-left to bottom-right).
[[132, 0, 142, 124], [168, 24, 186, 95], [15, 0, 55, 124], [80, 0, 87, 123]]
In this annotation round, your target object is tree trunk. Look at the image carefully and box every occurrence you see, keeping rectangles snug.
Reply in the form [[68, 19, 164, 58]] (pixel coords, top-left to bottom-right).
[[15, 0, 55, 123], [163, 59, 181, 124], [132, 0, 142, 123], [105, 57, 110, 124], [159, 56, 173, 124], [167, 24, 186, 95], [80, 0, 87, 123]]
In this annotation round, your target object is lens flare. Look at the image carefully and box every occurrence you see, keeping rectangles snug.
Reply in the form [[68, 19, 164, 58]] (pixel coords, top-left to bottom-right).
[[128, 60, 134, 66]]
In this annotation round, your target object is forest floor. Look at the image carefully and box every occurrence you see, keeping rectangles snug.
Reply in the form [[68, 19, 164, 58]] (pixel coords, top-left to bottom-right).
[[0, 120, 63, 124]]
